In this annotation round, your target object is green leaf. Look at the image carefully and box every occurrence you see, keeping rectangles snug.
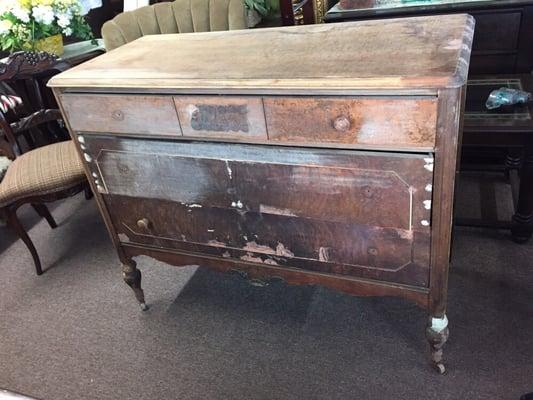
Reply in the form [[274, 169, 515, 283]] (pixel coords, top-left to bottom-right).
[[254, 3, 268, 15]]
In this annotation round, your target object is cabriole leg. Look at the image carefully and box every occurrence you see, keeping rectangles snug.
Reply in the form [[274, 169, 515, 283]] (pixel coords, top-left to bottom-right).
[[426, 314, 449, 374], [122, 260, 148, 311]]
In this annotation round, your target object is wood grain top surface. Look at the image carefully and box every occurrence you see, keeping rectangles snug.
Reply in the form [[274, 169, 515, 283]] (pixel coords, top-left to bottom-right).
[[49, 14, 474, 93]]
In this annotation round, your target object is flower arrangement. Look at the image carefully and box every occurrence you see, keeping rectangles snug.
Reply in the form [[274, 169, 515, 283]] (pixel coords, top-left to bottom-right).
[[0, 0, 94, 53]]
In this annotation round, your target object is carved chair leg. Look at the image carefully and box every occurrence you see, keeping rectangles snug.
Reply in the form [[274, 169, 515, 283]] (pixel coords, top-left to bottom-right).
[[4, 207, 43, 275], [426, 315, 449, 374], [122, 260, 148, 311], [31, 203, 57, 229]]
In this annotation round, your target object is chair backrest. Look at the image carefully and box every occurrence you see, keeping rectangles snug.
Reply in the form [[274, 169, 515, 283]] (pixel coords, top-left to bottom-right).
[[0, 52, 65, 160], [101, 0, 247, 51], [0, 52, 64, 81]]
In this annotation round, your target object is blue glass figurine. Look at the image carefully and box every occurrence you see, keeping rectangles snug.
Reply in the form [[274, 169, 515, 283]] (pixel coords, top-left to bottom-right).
[[486, 87, 532, 110]]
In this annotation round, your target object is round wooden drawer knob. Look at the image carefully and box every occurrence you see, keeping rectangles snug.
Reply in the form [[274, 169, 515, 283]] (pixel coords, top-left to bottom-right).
[[333, 116, 351, 132], [191, 108, 200, 120], [137, 218, 150, 230], [111, 110, 124, 121]]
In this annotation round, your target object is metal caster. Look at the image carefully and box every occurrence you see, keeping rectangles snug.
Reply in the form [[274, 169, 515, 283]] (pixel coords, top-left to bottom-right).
[[434, 363, 446, 375]]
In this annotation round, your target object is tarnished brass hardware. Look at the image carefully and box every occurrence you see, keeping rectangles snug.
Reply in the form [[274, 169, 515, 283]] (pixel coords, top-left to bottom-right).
[[111, 110, 124, 121], [137, 218, 150, 229], [333, 115, 351, 132]]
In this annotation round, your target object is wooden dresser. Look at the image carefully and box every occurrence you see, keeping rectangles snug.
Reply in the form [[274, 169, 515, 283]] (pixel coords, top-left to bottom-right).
[[49, 14, 473, 373]]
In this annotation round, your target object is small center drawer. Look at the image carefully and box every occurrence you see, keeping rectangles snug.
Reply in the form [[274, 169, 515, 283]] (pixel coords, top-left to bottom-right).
[[174, 96, 267, 139], [60, 93, 181, 136]]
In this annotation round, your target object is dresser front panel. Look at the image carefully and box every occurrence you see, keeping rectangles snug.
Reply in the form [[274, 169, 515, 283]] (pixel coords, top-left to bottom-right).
[[263, 96, 438, 149], [82, 136, 433, 287], [174, 96, 267, 140], [64, 93, 437, 150], [105, 195, 431, 287], [60, 94, 182, 136]]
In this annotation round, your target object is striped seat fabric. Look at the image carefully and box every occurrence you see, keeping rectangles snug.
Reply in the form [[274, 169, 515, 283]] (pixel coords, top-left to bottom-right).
[[0, 141, 86, 207]]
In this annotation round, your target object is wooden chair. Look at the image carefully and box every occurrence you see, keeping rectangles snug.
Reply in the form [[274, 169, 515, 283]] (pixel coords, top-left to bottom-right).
[[0, 52, 90, 275]]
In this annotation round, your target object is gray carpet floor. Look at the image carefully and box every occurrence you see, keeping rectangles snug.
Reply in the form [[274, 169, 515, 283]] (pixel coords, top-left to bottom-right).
[[0, 174, 532, 400]]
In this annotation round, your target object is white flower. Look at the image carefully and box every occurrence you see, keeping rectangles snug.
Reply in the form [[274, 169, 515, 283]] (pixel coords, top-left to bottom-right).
[[0, 19, 13, 35], [63, 27, 72, 36], [11, 4, 30, 23], [0, 0, 17, 15], [57, 12, 72, 28], [79, 0, 102, 16], [32, 5, 55, 25]]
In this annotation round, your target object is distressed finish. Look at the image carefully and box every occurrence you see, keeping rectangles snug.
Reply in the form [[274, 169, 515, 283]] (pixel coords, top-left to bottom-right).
[[60, 94, 181, 136], [174, 96, 267, 139], [49, 15, 473, 91], [82, 137, 433, 287], [264, 97, 438, 149], [49, 15, 473, 373]]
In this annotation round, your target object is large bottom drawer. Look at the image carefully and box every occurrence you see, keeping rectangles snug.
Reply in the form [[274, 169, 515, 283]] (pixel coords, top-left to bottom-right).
[[85, 137, 434, 287]]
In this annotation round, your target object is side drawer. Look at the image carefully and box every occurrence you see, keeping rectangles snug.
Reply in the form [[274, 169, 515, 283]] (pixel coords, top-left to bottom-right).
[[60, 94, 181, 136], [263, 96, 438, 149], [82, 136, 434, 288]]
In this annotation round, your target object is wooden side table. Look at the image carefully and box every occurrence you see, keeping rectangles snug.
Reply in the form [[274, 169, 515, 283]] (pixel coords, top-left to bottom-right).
[[460, 75, 533, 243]]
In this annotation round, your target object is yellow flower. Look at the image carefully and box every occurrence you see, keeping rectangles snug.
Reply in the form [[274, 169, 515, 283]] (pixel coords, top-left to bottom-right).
[[0, 19, 13, 34], [18, 0, 32, 10], [31, 0, 55, 6]]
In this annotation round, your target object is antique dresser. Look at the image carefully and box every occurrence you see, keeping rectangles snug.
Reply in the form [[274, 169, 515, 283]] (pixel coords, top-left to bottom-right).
[[49, 14, 474, 373]]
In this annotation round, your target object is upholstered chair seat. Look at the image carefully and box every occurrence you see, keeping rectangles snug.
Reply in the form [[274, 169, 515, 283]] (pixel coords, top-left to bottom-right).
[[0, 156, 11, 181], [0, 141, 85, 207], [0, 51, 92, 276], [102, 0, 247, 51]]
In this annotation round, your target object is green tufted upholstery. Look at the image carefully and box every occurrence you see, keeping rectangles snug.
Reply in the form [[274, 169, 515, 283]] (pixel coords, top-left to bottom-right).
[[101, 0, 247, 51]]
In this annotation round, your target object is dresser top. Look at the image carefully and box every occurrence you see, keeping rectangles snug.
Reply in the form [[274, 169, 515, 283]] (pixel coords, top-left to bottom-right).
[[49, 14, 474, 93]]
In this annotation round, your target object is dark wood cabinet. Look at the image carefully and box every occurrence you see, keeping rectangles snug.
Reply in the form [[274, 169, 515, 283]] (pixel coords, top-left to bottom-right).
[[325, 0, 533, 75]]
